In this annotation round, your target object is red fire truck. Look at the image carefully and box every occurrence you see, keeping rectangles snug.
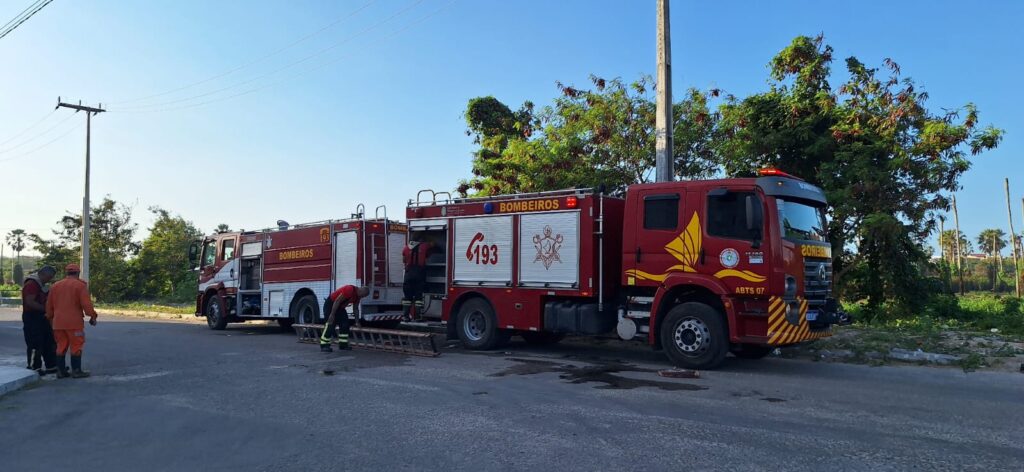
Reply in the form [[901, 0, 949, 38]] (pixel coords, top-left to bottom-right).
[[406, 170, 842, 369], [188, 205, 407, 330]]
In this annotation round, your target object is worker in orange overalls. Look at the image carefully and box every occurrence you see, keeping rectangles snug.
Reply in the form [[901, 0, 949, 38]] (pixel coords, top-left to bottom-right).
[[45, 263, 98, 379]]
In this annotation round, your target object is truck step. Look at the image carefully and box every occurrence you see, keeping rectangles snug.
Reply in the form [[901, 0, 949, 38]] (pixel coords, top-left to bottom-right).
[[292, 323, 440, 357]]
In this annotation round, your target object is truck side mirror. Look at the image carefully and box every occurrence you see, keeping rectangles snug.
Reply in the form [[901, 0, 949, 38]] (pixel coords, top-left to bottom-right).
[[745, 195, 763, 248], [188, 241, 199, 266]]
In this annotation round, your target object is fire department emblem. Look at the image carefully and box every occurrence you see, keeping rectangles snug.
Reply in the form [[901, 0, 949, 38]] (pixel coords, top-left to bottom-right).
[[532, 225, 564, 270]]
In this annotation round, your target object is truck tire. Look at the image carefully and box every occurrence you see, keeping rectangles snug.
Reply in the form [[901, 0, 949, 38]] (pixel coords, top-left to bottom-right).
[[205, 294, 228, 331], [521, 332, 565, 345], [457, 298, 508, 350], [292, 295, 319, 325], [660, 302, 728, 369], [730, 344, 772, 360]]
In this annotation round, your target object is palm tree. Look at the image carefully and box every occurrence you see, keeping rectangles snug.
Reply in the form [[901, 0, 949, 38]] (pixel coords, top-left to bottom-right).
[[5, 229, 26, 266], [976, 228, 1006, 258]]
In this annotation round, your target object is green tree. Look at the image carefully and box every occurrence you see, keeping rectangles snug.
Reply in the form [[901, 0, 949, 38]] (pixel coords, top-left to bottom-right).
[[5, 228, 26, 282], [135, 207, 202, 302], [460, 76, 720, 196], [716, 35, 1002, 313], [977, 228, 1007, 257], [939, 229, 971, 261], [12, 263, 23, 286], [30, 197, 140, 301], [215, 223, 231, 233]]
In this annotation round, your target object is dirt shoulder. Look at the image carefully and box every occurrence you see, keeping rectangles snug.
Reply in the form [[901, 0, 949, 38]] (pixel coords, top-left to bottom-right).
[[781, 325, 1024, 373]]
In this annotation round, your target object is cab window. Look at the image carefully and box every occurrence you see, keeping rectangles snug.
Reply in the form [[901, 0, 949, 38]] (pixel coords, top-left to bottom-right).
[[201, 240, 217, 267], [707, 191, 760, 240], [220, 239, 235, 261], [643, 194, 679, 230]]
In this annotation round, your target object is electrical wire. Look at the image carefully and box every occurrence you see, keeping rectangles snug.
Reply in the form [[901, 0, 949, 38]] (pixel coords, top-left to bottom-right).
[[0, 120, 82, 164], [0, 0, 54, 41], [112, 0, 426, 112], [0, 112, 75, 154], [109, 0, 381, 106], [0, 109, 56, 146]]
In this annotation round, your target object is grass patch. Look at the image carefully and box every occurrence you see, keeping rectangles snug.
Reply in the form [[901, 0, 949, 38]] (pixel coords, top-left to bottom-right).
[[96, 301, 193, 315]]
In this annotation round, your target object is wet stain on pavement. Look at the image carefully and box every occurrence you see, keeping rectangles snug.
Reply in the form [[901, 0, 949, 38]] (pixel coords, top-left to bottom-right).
[[760, 397, 786, 403], [491, 358, 707, 391]]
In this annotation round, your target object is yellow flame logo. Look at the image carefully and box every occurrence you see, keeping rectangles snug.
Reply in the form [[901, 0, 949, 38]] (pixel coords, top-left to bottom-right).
[[625, 213, 767, 284]]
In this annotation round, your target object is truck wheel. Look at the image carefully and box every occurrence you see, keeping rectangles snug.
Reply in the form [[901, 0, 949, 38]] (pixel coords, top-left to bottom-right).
[[730, 344, 772, 360], [457, 298, 507, 350], [293, 295, 319, 325], [205, 294, 228, 331], [521, 332, 565, 345], [660, 302, 728, 369]]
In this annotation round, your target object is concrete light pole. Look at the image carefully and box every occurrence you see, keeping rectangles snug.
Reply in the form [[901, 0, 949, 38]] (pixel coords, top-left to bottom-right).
[[654, 0, 673, 183], [56, 98, 105, 281]]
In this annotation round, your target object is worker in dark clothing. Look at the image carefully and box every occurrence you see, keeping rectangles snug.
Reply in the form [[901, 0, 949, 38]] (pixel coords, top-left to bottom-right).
[[22, 266, 57, 375], [320, 285, 369, 352], [401, 235, 433, 322]]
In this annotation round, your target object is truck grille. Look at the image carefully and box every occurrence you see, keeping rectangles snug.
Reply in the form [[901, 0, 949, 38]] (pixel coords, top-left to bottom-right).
[[803, 257, 832, 305]]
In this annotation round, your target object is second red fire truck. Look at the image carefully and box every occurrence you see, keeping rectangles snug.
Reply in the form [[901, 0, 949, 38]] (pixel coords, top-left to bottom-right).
[[192, 170, 842, 369]]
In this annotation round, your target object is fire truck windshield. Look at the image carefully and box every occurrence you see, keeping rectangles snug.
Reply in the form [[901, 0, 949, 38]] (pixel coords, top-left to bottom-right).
[[777, 199, 828, 242]]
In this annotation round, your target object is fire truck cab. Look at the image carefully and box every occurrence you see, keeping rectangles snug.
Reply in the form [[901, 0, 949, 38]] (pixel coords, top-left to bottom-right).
[[189, 205, 407, 330], [407, 171, 841, 369]]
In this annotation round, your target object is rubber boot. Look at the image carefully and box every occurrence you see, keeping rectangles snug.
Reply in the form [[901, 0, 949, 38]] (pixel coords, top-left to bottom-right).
[[56, 355, 70, 379], [320, 343, 333, 353], [337, 334, 351, 350], [401, 303, 411, 322], [70, 355, 90, 379], [413, 301, 424, 321], [26, 349, 35, 371]]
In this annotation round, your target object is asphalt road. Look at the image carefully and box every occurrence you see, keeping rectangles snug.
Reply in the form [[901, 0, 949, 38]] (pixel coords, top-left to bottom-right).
[[1, 308, 1022, 472]]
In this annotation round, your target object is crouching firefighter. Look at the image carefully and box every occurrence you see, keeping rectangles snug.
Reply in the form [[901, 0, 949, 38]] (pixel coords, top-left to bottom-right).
[[320, 285, 369, 353], [401, 235, 433, 322]]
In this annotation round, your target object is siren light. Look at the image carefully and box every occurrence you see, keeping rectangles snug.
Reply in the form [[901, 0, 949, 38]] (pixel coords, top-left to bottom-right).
[[757, 168, 802, 180]]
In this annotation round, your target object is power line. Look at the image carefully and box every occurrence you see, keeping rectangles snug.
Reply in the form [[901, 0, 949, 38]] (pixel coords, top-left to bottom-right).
[[0, 0, 54, 41], [114, 0, 443, 113], [109, 0, 381, 106], [0, 120, 82, 164], [0, 112, 75, 154], [0, 109, 56, 146]]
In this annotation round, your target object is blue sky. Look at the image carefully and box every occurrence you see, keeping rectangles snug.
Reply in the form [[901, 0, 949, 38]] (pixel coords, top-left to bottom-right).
[[1, 0, 1021, 255]]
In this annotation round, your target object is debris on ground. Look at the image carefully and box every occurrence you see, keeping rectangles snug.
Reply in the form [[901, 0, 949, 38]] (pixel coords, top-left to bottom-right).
[[888, 348, 962, 365], [657, 369, 700, 379]]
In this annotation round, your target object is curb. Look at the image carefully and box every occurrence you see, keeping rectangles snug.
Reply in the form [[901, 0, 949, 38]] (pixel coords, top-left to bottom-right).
[[0, 366, 40, 398]]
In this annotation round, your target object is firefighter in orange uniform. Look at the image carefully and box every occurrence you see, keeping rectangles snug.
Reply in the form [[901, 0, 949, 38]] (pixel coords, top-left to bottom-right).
[[45, 264, 98, 379]]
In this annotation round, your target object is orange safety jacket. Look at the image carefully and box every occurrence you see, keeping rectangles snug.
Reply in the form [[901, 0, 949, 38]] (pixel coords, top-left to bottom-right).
[[45, 277, 98, 330]]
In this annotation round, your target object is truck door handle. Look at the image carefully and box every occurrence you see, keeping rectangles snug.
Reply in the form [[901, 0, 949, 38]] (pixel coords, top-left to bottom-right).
[[230, 268, 235, 278], [635, 247, 641, 262], [699, 248, 706, 265]]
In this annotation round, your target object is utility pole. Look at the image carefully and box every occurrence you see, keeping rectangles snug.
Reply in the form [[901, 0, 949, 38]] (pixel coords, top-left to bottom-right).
[[1006, 178, 1019, 295], [56, 98, 105, 282], [952, 194, 964, 295], [654, 0, 673, 182]]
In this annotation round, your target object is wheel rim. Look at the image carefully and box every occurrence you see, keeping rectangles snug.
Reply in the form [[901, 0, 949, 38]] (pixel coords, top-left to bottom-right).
[[207, 300, 221, 325], [463, 310, 487, 342], [673, 317, 710, 355], [299, 304, 314, 323]]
